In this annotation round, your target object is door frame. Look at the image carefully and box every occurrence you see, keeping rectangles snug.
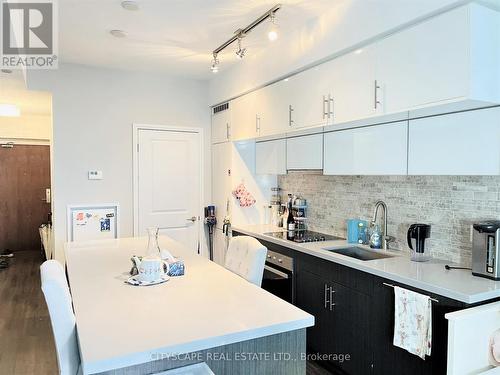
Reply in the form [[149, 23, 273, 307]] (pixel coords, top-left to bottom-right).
[[132, 124, 205, 254]]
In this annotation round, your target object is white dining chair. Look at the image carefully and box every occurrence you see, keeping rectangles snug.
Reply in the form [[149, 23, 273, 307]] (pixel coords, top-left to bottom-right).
[[40, 260, 81, 375], [224, 236, 268, 286]]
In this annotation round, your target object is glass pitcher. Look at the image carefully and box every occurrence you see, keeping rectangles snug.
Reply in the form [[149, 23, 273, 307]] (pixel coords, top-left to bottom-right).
[[145, 226, 161, 259]]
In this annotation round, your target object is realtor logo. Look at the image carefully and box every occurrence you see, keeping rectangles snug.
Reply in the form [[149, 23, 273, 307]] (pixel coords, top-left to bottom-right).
[[1, 0, 58, 69]]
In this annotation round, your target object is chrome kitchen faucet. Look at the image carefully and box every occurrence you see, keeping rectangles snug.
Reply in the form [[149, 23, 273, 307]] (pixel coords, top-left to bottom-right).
[[371, 200, 395, 250]]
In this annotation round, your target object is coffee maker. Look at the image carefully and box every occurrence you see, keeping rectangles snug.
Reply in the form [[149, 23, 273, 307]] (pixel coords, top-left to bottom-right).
[[472, 221, 500, 280], [407, 224, 431, 262]]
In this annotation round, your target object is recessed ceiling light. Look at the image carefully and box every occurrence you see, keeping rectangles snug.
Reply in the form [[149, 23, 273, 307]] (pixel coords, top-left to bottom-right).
[[355, 49, 363, 54], [1, 69, 13, 74], [109, 29, 127, 38], [121, 1, 139, 11], [0, 104, 21, 117]]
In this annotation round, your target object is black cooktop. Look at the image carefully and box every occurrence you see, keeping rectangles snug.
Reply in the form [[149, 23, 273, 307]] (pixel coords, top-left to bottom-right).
[[264, 230, 344, 243]]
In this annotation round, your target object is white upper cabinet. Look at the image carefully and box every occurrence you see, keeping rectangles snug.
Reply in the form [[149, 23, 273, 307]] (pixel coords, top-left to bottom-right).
[[323, 121, 408, 175], [330, 45, 378, 124], [217, 3, 499, 149], [231, 90, 259, 141], [211, 103, 231, 144], [255, 139, 286, 175], [287, 133, 323, 171], [408, 106, 500, 175], [288, 65, 334, 130], [258, 79, 291, 137], [376, 4, 500, 117]]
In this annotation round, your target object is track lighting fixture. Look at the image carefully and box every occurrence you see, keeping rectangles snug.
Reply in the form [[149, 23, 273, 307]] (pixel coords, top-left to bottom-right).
[[210, 4, 281, 72]]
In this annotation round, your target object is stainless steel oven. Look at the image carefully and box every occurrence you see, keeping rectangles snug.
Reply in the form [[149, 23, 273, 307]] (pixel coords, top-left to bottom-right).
[[261, 250, 294, 304]]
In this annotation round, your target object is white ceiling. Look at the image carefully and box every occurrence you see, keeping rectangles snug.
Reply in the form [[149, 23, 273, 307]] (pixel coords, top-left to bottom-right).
[[58, 0, 339, 79]]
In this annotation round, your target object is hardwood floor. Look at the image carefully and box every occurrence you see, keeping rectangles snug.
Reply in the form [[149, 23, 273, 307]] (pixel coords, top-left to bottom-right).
[[306, 360, 334, 375], [0, 251, 58, 374]]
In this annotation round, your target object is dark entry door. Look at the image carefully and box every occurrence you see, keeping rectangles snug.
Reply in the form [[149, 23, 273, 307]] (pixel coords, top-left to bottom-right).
[[0, 144, 51, 252]]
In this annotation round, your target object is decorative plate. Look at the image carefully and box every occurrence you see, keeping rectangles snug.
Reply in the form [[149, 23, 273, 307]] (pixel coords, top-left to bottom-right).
[[125, 274, 170, 286]]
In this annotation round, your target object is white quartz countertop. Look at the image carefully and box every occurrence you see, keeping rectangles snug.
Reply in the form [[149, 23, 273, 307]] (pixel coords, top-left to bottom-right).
[[232, 224, 500, 304], [64, 236, 313, 375]]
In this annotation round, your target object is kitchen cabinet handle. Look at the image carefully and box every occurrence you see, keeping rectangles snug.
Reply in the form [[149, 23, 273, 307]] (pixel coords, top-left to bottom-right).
[[329, 94, 334, 119], [374, 80, 381, 110], [255, 115, 261, 134], [329, 288, 336, 311], [289, 105, 294, 127], [324, 284, 330, 308], [226, 123, 231, 140], [322, 96, 329, 119]]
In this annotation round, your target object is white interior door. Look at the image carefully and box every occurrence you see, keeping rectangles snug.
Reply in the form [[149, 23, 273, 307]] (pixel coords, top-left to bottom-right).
[[136, 128, 201, 253]]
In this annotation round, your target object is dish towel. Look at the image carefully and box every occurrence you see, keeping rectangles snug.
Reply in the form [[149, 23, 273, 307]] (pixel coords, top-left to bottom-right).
[[393, 286, 432, 359]]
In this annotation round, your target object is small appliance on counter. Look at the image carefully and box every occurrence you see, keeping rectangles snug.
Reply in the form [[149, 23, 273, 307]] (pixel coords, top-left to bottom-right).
[[347, 219, 368, 244], [292, 197, 307, 231], [407, 223, 431, 262], [472, 221, 500, 280]]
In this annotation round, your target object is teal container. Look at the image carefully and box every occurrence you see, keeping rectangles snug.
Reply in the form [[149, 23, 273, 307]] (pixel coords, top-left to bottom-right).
[[347, 219, 368, 244]]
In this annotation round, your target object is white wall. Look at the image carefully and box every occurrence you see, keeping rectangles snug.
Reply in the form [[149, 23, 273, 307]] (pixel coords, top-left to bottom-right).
[[0, 114, 51, 141], [28, 64, 210, 262], [208, 0, 467, 105]]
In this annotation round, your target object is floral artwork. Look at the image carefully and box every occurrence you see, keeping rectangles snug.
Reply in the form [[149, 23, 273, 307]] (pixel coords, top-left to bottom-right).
[[393, 286, 432, 359], [232, 182, 256, 207]]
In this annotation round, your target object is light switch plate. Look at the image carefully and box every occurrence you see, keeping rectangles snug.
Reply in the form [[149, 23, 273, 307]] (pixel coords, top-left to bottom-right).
[[88, 170, 103, 180]]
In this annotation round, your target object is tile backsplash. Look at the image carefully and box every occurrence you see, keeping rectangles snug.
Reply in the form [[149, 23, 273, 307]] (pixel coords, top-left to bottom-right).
[[278, 174, 500, 266]]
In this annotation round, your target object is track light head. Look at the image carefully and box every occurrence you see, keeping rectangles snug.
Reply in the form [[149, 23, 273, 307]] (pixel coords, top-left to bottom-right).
[[210, 53, 219, 73], [267, 12, 279, 41], [235, 35, 247, 60]]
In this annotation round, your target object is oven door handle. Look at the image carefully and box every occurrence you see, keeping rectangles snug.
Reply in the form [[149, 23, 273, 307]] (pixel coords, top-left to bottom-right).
[[264, 265, 290, 279]]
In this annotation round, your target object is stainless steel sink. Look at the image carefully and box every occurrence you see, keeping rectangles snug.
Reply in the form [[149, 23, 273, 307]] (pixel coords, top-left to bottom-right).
[[323, 246, 395, 261]]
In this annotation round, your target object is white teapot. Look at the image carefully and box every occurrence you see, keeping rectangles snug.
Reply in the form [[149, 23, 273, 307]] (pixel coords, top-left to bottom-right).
[[132, 256, 169, 283]]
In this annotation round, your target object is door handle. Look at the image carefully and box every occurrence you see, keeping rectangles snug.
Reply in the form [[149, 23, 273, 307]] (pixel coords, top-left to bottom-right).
[[374, 80, 381, 110], [186, 216, 197, 223], [324, 284, 330, 308], [256, 115, 261, 134], [322, 96, 329, 119], [329, 94, 334, 119], [329, 288, 336, 311]]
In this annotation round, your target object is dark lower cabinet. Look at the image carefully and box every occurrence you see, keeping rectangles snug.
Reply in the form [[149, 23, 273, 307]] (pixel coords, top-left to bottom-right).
[[371, 278, 464, 375], [330, 281, 373, 375], [296, 269, 373, 374], [296, 270, 334, 357], [294, 252, 489, 375]]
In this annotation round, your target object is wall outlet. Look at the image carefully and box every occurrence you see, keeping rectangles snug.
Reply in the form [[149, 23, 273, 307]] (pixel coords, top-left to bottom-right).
[[88, 170, 103, 180]]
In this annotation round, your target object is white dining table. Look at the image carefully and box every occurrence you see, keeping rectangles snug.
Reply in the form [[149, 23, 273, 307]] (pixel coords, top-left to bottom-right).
[[65, 236, 313, 375]]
